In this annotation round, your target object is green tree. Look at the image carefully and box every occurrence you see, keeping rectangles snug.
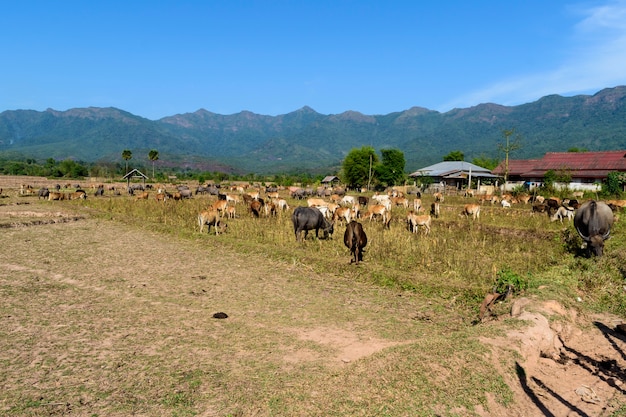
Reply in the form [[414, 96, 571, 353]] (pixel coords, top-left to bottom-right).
[[375, 148, 406, 187], [443, 150, 464, 161], [122, 149, 132, 173], [603, 171, 626, 196], [342, 146, 378, 189], [472, 155, 500, 170], [148, 149, 159, 178]]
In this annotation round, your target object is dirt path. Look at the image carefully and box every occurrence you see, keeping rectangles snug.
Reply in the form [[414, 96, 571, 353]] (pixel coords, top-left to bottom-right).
[[1, 203, 625, 416]]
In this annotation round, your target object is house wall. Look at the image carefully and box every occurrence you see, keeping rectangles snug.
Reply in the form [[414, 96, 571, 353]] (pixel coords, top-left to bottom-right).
[[503, 180, 601, 192]]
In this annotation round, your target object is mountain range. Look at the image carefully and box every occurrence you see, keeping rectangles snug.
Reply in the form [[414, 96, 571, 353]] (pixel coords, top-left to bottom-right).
[[1, 86, 626, 174]]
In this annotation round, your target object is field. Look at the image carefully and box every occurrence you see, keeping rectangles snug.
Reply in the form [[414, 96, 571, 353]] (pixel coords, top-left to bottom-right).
[[1, 176, 626, 417]]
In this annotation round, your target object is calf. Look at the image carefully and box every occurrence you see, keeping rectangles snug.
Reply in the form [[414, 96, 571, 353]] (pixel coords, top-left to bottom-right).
[[198, 210, 227, 235], [406, 211, 431, 234], [344, 221, 367, 265], [550, 206, 575, 223]]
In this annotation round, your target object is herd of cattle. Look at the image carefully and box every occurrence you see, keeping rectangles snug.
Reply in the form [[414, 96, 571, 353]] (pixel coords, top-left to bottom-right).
[[16, 181, 626, 259]]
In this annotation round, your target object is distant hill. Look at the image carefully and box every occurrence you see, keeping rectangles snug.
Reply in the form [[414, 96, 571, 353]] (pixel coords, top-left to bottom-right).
[[1, 86, 626, 174]]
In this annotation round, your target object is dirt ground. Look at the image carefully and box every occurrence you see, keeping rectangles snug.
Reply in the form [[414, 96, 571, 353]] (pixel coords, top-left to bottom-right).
[[1, 187, 626, 416]]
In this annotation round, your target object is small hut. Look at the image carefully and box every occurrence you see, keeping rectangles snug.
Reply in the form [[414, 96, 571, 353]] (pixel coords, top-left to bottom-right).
[[122, 169, 149, 190]]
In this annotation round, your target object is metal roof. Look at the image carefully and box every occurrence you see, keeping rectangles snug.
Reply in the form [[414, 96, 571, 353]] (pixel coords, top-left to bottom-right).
[[491, 151, 626, 179], [409, 161, 493, 177]]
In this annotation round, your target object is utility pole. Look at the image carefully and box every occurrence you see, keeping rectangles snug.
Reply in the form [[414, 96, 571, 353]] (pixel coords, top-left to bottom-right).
[[498, 129, 522, 185]]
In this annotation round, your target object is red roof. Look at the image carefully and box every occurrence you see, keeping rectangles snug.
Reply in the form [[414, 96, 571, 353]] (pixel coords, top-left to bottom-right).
[[491, 151, 626, 179], [492, 159, 539, 176]]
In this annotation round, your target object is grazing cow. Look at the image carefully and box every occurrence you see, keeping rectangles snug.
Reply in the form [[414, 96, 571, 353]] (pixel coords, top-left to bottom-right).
[[531, 203, 549, 214], [551, 206, 575, 223], [333, 206, 352, 224], [501, 199, 511, 208], [249, 199, 264, 218], [307, 198, 328, 208], [392, 196, 409, 209], [274, 198, 290, 212], [69, 190, 87, 200], [413, 198, 422, 212], [430, 202, 440, 218], [94, 185, 105, 197], [518, 194, 531, 205], [48, 192, 66, 201], [462, 204, 480, 220], [155, 192, 168, 203], [135, 192, 149, 200], [177, 189, 193, 199], [340, 195, 355, 206], [38, 187, 50, 200], [266, 191, 280, 200], [344, 221, 367, 265], [212, 199, 229, 215], [226, 194, 241, 204], [406, 211, 431, 235], [574, 200, 614, 257], [365, 204, 388, 225], [225, 205, 236, 219], [198, 210, 227, 235], [292, 206, 334, 242]]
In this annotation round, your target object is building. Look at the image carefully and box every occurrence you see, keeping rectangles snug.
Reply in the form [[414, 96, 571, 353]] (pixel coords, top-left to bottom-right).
[[492, 150, 626, 191], [408, 161, 500, 192]]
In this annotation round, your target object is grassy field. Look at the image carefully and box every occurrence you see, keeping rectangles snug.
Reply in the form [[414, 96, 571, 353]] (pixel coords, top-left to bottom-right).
[[1, 182, 626, 416]]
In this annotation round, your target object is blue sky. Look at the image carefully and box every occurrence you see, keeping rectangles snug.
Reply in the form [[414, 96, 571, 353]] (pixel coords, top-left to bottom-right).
[[2, 1, 626, 120]]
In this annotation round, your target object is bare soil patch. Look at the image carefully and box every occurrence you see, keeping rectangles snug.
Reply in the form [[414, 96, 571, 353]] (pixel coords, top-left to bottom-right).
[[0, 199, 625, 416]]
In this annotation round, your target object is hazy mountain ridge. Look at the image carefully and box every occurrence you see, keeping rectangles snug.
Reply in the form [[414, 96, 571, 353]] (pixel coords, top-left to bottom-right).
[[1, 86, 625, 173]]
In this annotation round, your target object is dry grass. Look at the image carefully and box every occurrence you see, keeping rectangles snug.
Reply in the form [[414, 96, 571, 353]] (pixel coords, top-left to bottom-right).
[[1, 183, 625, 416]]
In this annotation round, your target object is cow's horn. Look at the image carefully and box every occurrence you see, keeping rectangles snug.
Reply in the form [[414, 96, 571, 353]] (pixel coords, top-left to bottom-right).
[[602, 226, 611, 240], [575, 226, 589, 241]]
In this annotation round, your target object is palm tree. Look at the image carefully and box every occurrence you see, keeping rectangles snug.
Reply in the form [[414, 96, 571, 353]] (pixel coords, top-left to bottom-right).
[[122, 149, 132, 174], [148, 149, 159, 178]]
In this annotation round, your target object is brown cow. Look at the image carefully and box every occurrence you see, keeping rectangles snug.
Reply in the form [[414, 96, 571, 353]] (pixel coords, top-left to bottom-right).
[[135, 192, 149, 200], [462, 204, 480, 220], [69, 190, 87, 200], [212, 199, 229, 215], [155, 192, 168, 203], [406, 211, 431, 234], [365, 204, 388, 225], [48, 192, 67, 201], [344, 221, 367, 265], [198, 210, 227, 235], [307, 198, 327, 208], [249, 200, 264, 218]]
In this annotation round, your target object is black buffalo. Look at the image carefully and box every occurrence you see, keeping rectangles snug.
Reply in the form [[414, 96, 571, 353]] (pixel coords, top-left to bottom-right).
[[292, 206, 334, 242], [38, 187, 49, 199], [344, 221, 367, 264], [574, 200, 614, 257]]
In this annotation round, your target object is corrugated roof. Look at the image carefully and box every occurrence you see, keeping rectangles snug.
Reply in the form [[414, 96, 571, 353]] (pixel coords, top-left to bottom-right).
[[409, 161, 492, 177], [490, 150, 626, 179], [492, 159, 540, 176], [537, 151, 626, 170]]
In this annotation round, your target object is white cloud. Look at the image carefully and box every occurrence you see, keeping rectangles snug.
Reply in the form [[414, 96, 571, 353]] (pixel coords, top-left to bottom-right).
[[441, 0, 626, 111]]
